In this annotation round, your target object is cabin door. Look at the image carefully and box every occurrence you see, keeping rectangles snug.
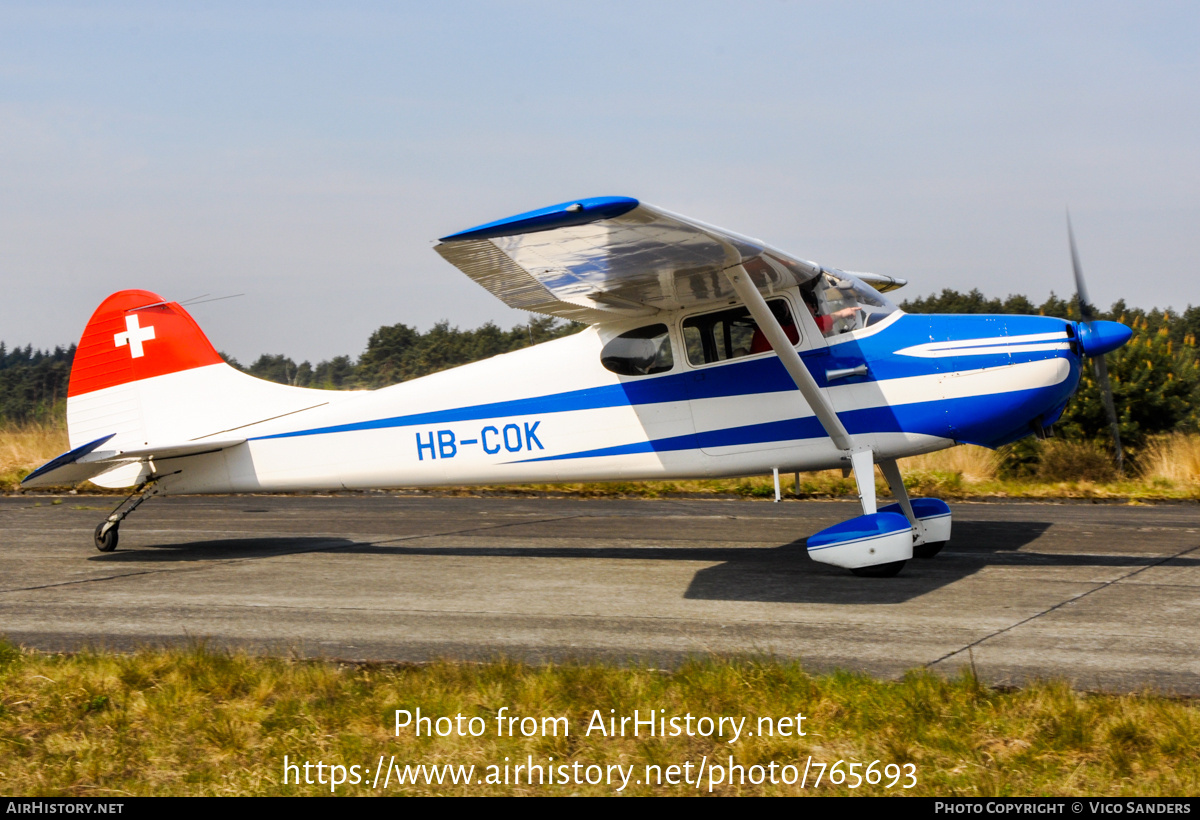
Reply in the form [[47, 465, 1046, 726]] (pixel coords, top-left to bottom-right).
[[682, 294, 832, 457]]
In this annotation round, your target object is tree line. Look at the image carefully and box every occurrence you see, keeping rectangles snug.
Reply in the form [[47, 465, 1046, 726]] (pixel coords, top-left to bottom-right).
[[3, 291, 1198, 455], [0, 317, 582, 425], [0, 343, 74, 424], [223, 315, 583, 390]]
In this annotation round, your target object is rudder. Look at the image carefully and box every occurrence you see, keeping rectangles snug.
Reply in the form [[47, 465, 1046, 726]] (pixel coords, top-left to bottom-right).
[[68, 290, 224, 453], [66, 290, 337, 488]]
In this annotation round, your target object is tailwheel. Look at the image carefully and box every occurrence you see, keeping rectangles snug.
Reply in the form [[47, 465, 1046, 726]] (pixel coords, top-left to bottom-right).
[[94, 522, 119, 552], [89, 475, 164, 553], [914, 541, 946, 559], [850, 560, 906, 578]]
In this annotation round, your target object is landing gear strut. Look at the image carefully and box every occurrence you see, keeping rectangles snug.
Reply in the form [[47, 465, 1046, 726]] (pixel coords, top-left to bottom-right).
[[877, 458, 952, 560], [720, 261, 947, 577], [93, 478, 161, 552]]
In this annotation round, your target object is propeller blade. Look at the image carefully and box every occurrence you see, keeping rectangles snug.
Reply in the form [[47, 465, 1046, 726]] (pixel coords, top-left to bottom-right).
[[1068, 211, 1124, 474], [1067, 212, 1095, 322], [1091, 354, 1124, 474]]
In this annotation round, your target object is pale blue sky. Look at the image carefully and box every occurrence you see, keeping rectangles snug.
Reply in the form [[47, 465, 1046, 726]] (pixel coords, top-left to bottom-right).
[[3, 1, 1197, 363]]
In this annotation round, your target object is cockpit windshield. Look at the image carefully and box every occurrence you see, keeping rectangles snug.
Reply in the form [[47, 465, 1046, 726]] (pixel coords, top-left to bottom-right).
[[800, 271, 897, 337]]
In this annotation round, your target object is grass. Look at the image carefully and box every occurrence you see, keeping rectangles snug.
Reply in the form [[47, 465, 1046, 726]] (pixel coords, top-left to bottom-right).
[[0, 420, 68, 492], [3, 420, 1199, 501], [1140, 433, 1200, 487], [0, 641, 1196, 796]]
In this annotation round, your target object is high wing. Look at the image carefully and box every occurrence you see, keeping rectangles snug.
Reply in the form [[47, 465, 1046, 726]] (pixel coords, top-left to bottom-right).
[[435, 196, 905, 323]]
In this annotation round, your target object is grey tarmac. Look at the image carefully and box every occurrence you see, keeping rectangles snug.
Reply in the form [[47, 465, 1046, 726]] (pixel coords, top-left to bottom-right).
[[2, 493, 1198, 693]]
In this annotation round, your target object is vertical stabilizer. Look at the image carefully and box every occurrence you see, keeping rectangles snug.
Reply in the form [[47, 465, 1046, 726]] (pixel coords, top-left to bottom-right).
[[66, 290, 339, 487]]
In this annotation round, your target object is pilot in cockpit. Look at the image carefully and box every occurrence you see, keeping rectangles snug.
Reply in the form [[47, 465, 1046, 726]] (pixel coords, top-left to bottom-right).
[[803, 278, 863, 336]]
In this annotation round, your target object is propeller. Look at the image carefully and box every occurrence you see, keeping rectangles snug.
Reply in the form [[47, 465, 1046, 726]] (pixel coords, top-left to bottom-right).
[[1067, 213, 1129, 474]]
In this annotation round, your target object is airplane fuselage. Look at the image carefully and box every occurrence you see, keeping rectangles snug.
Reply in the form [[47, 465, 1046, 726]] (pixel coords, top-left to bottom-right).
[[142, 290, 1082, 496]]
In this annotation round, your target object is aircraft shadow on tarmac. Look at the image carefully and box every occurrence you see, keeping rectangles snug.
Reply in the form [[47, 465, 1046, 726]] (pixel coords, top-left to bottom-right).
[[88, 537, 360, 562], [86, 517, 1200, 606], [685, 520, 1200, 604], [685, 520, 1050, 605]]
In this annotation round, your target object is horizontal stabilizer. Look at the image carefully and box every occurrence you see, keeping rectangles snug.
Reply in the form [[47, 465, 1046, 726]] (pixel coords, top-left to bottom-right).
[[21, 435, 246, 489]]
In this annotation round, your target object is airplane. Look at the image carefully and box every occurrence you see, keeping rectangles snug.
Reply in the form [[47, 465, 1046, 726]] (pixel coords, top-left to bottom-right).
[[21, 196, 1133, 577]]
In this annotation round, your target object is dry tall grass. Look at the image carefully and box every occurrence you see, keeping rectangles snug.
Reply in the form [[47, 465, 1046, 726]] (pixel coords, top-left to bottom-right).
[[1139, 433, 1200, 486], [0, 420, 68, 489], [898, 444, 1002, 483], [1034, 440, 1118, 483]]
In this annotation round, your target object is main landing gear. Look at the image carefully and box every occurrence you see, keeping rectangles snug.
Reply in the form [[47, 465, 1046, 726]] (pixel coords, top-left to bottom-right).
[[913, 540, 946, 559], [805, 454, 953, 578], [719, 265, 949, 578], [849, 560, 907, 579], [93, 479, 161, 552]]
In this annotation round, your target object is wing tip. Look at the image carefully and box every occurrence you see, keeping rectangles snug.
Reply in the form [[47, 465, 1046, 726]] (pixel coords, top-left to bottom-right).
[[439, 196, 639, 243]]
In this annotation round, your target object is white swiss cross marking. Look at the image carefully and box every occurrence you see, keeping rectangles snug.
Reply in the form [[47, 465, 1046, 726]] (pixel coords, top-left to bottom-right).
[[114, 314, 157, 359]]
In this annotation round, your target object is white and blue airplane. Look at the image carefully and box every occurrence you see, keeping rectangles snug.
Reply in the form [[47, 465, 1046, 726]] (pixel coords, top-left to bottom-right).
[[22, 197, 1132, 576]]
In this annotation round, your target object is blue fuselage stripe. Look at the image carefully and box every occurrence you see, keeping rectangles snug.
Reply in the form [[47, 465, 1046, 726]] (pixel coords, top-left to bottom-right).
[[249, 314, 1078, 452], [506, 380, 1074, 463]]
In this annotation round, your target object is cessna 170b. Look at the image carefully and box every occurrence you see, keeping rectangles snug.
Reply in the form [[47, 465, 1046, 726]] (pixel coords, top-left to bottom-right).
[[22, 197, 1132, 576]]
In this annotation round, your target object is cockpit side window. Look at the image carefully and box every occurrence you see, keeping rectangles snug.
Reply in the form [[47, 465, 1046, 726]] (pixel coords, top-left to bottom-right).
[[600, 324, 674, 376], [800, 273, 897, 337], [681, 299, 798, 366]]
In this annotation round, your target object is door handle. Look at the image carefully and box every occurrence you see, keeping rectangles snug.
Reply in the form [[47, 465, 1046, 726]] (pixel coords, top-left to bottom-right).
[[826, 364, 869, 381]]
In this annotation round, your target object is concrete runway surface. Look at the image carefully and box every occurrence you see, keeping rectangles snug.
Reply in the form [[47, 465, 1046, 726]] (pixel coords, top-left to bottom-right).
[[2, 493, 1198, 693]]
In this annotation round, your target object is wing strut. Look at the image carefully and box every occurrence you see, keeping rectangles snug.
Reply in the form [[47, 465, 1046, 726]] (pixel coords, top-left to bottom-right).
[[721, 260, 877, 515]]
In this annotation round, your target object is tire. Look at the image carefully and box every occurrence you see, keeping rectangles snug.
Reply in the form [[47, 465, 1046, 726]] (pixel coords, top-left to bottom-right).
[[850, 560, 906, 578], [914, 541, 946, 559], [94, 522, 119, 552]]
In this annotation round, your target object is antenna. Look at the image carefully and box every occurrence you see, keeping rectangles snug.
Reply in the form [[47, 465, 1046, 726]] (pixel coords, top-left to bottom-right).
[[179, 294, 245, 307]]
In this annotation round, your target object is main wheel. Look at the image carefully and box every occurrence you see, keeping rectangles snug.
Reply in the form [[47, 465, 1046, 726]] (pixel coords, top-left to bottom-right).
[[94, 522, 119, 552], [914, 541, 946, 559], [850, 560, 906, 578]]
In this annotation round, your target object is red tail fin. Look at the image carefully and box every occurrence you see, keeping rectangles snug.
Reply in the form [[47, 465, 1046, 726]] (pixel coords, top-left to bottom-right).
[[66, 289, 340, 487], [68, 290, 223, 398]]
